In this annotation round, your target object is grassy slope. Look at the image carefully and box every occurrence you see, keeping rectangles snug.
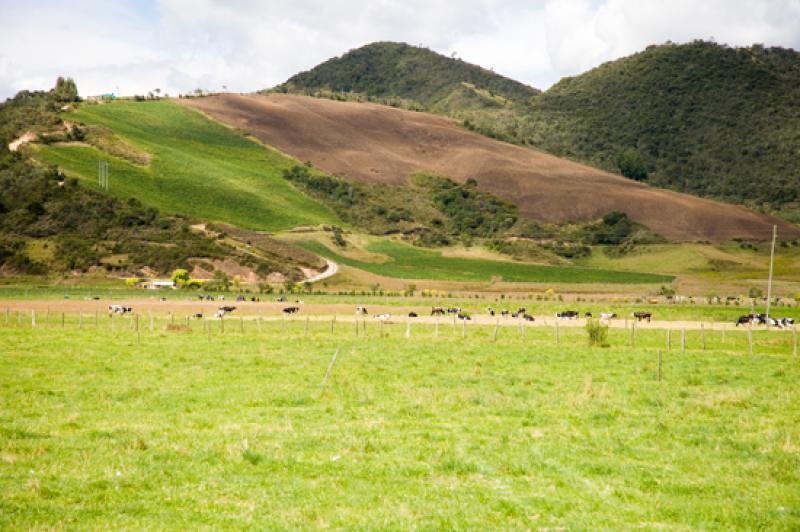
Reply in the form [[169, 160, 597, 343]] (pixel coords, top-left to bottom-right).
[[296, 238, 673, 284], [33, 100, 338, 231], [1, 320, 798, 528]]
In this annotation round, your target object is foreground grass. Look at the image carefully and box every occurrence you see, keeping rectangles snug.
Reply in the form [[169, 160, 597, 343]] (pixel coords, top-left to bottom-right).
[[298, 239, 674, 284], [33, 100, 337, 231], [1, 319, 798, 529]]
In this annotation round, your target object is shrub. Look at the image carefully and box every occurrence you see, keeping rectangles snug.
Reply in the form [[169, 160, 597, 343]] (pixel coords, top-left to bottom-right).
[[585, 319, 609, 347]]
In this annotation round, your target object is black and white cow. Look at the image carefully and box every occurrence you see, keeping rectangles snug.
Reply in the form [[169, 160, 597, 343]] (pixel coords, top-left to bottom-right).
[[556, 310, 579, 319], [108, 305, 132, 315], [283, 307, 300, 314], [356, 306, 368, 315]]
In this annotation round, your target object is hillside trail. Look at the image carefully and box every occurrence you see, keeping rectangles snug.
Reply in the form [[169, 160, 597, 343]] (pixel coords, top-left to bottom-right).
[[303, 259, 338, 283]]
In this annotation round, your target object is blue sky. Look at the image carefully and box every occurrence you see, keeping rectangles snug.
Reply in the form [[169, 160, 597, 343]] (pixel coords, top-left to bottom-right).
[[1, 0, 799, 99]]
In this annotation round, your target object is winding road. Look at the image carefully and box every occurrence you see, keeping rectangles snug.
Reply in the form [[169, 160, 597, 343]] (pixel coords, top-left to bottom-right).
[[304, 259, 338, 283]]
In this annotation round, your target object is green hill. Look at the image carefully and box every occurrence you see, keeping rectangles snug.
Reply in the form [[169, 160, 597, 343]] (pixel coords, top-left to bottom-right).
[[34, 99, 338, 231], [278, 41, 800, 222], [274, 41, 539, 111]]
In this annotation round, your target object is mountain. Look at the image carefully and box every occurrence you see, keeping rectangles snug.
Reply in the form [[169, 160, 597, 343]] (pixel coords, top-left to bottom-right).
[[275, 41, 539, 112], [275, 41, 800, 222], [184, 93, 799, 242]]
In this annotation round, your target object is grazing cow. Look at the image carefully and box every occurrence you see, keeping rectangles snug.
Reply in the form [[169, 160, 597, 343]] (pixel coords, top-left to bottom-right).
[[219, 306, 236, 313], [431, 307, 446, 316], [375, 314, 391, 321], [735, 315, 753, 327], [457, 313, 471, 321], [236, 295, 245, 302], [523, 314, 535, 322], [160, 297, 167, 302], [584, 312, 593, 318], [517, 307, 526, 314], [218, 295, 225, 301], [356, 306, 368, 315], [511, 312, 519, 318], [500, 309, 509, 317], [556, 311, 579, 319], [447, 307, 461, 314], [487, 307, 495, 316], [283, 307, 300, 314], [276, 296, 286, 302], [633, 312, 652, 322], [780, 317, 795, 327], [108, 305, 132, 315], [600, 313, 617, 320], [192, 312, 204, 319], [408, 312, 418, 318]]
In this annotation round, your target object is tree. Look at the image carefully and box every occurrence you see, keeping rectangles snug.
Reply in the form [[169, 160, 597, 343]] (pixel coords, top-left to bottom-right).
[[616, 148, 648, 181], [171, 268, 190, 286], [748, 287, 763, 300], [54, 77, 79, 102]]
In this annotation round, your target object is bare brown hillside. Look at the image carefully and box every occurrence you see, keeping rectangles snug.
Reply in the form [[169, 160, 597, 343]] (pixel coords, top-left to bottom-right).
[[183, 94, 799, 242]]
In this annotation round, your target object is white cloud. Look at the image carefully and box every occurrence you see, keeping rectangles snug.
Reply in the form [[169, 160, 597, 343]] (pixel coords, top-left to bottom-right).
[[1, 0, 799, 99]]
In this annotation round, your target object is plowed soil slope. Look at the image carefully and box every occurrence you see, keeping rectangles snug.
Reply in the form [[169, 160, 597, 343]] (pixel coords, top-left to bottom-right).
[[183, 94, 799, 242]]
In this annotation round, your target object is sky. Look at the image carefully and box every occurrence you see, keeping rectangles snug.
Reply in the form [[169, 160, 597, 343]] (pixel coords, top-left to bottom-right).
[[1, 0, 799, 99]]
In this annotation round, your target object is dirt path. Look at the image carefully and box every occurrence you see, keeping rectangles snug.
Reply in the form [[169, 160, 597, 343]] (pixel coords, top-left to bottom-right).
[[305, 259, 338, 283], [0, 299, 787, 332]]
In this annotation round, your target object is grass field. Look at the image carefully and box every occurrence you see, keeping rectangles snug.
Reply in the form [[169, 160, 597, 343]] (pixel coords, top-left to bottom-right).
[[297, 238, 674, 284], [1, 315, 799, 529], [33, 100, 338, 231]]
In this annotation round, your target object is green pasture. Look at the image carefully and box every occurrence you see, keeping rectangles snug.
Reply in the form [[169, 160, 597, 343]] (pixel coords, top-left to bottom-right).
[[298, 239, 674, 284], [33, 100, 338, 231], [1, 315, 799, 529]]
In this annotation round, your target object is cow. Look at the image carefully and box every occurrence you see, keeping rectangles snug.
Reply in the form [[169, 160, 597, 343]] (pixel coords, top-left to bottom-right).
[[219, 306, 236, 313], [192, 312, 204, 319], [457, 313, 471, 321], [735, 315, 753, 327], [600, 313, 617, 320], [780, 317, 795, 327], [633, 312, 652, 323], [584, 312, 593, 318], [356, 306, 368, 315], [108, 305, 132, 315], [236, 295, 246, 302], [523, 314, 535, 322], [486, 307, 495, 316], [500, 309, 509, 317], [511, 312, 519, 318], [431, 307, 446, 316], [408, 312, 418, 318], [446, 307, 461, 314], [283, 307, 300, 314], [375, 314, 391, 321], [276, 296, 287, 302], [517, 307, 526, 314], [556, 311, 579, 319]]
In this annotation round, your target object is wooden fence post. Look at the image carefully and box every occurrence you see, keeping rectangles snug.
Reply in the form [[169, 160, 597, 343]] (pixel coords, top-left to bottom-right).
[[657, 350, 663, 382], [331, 316, 335, 334], [666, 329, 671, 351], [701, 323, 706, 350], [354, 318, 359, 337], [149, 314, 154, 333], [681, 328, 686, 353], [555, 321, 560, 345], [31, 309, 36, 327], [492, 318, 499, 342], [220, 315, 224, 333], [405, 318, 410, 338], [240, 316, 244, 334]]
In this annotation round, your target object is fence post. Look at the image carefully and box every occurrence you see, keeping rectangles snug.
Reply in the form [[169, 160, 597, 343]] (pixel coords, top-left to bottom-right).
[[681, 328, 686, 353], [555, 321, 560, 345], [629, 321, 634, 348], [405, 318, 410, 338], [61, 312, 65, 328], [748, 327, 753, 355], [492, 318, 499, 342], [220, 315, 224, 333], [331, 316, 335, 335], [257, 315, 262, 333], [657, 350, 663, 381], [240, 316, 245, 334], [461, 318, 466, 338], [435, 317, 439, 338], [79, 312, 83, 329], [355, 318, 359, 337], [666, 329, 671, 351], [793, 326, 797, 358], [149, 314, 154, 333], [701, 322, 706, 350], [31, 309, 36, 327]]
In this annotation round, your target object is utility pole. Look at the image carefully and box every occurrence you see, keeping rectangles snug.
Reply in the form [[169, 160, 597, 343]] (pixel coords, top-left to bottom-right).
[[765, 225, 777, 327]]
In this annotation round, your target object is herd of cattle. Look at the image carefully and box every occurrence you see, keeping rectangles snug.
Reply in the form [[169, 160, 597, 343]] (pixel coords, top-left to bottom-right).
[[107, 303, 795, 329]]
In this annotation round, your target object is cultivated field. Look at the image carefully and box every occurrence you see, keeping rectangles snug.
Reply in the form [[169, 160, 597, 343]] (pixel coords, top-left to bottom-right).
[[1, 312, 799, 529], [183, 94, 799, 242], [33, 100, 337, 231]]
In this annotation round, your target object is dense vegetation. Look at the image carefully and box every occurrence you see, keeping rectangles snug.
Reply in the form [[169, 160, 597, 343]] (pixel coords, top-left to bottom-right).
[[282, 166, 517, 245], [277, 41, 800, 222], [0, 81, 311, 278], [275, 41, 538, 112]]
